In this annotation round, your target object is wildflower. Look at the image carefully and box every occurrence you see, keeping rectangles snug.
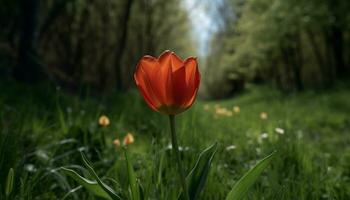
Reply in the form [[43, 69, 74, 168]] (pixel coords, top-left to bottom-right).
[[113, 139, 121, 148], [98, 115, 110, 127], [203, 104, 210, 110], [275, 127, 285, 135], [215, 107, 227, 115], [261, 133, 269, 139], [226, 110, 233, 117], [134, 50, 200, 115], [166, 144, 189, 151], [215, 107, 233, 117], [260, 112, 268, 120], [226, 145, 236, 151], [233, 106, 240, 113], [123, 133, 135, 145]]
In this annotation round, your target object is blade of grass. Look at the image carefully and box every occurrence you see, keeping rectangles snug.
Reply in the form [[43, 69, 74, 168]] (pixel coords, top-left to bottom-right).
[[226, 151, 277, 200], [179, 142, 218, 200], [124, 147, 140, 200], [61, 167, 112, 200], [5, 168, 14, 197], [81, 152, 122, 200]]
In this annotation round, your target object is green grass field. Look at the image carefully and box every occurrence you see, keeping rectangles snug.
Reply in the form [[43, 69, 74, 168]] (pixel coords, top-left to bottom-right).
[[1, 80, 350, 199]]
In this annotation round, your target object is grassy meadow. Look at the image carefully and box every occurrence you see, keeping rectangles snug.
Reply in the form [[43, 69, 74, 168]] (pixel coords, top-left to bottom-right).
[[1, 80, 349, 199]]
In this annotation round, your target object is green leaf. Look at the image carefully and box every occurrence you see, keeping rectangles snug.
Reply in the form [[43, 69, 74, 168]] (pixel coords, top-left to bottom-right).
[[5, 168, 14, 197], [225, 151, 277, 200], [179, 142, 218, 200], [81, 153, 122, 200], [61, 167, 112, 200], [124, 147, 140, 200]]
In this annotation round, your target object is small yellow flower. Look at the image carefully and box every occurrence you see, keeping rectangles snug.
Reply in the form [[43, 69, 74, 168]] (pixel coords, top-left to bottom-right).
[[215, 107, 233, 117], [99, 115, 110, 126], [215, 107, 224, 115], [226, 110, 233, 117], [123, 133, 135, 145], [260, 112, 268, 120], [113, 139, 121, 147], [203, 104, 210, 111], [233, 106, 240, 113]]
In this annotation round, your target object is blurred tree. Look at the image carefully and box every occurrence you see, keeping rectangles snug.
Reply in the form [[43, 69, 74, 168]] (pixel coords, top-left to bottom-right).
[[204, 0, 350, 97], [0, 0, 195, 93], [115, 0, 133, 91], [13, 0, 44, 83]]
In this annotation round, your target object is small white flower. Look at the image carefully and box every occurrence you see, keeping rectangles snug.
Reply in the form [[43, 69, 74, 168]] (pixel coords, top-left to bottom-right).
[[275, 127, 285, 135], [66, 107, 72, 113], [327, 166, 332, 172], [261, 133, 269, 139], [25, 164, 37, 172], [166, 144, 189, 151], [226, 145, 236, 151]]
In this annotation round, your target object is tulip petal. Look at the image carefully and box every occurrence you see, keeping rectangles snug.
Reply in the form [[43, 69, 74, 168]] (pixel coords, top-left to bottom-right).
[[138, 56, 169, 106], [134, 57, 162, 110], [172, 66, 188, 106], [158, 50, 172, 68], [136, 83, 158, 111], [156, 51, 175, 106], [138, 56, 159, 82], [159, 60, 174, 106], [185, 81, 200, 107], [183, 57, 200, 106], [184, 57, 198, 85], [159, 50, 183, 71], [170, 53, 184, 72]]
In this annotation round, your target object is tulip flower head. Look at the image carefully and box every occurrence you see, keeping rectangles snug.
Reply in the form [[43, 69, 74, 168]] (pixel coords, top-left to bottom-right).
[[99, 115, 110, 127], [134, 50, 200, 115], [123, 133, 135, 145], [113, 139, 121, 148]]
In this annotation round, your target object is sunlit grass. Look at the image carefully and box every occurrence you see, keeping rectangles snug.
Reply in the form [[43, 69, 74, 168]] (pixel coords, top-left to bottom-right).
[[0, 81, 349, 199]]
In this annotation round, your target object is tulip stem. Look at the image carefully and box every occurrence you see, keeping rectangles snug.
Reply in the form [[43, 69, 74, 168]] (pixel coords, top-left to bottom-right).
[[169, 115, 190, 200]]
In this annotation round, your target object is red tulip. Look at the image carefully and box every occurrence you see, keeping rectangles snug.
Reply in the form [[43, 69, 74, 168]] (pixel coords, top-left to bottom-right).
[[134, 50, 200, 115]]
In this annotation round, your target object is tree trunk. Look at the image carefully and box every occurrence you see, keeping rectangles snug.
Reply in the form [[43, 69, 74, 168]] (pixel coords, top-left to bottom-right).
[[293, 31, 304, 91], [115, 0, 134, 91], [39, 0, 74, 38], [307, 30, 329, 84], [330, 25, 346, 77], [14, 0, 43, 83], [145, 0, 155, 54], [324, 30, 335, 83]]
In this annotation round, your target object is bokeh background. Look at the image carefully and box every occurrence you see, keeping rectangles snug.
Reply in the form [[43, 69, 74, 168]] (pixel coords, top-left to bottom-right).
[[1, 0, 349, 96], [0, 0, 349, 199]]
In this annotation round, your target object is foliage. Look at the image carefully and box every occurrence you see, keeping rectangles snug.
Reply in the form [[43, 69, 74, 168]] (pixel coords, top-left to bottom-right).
[[204, 0, 350, 97], [0, 0, 194, 91]]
